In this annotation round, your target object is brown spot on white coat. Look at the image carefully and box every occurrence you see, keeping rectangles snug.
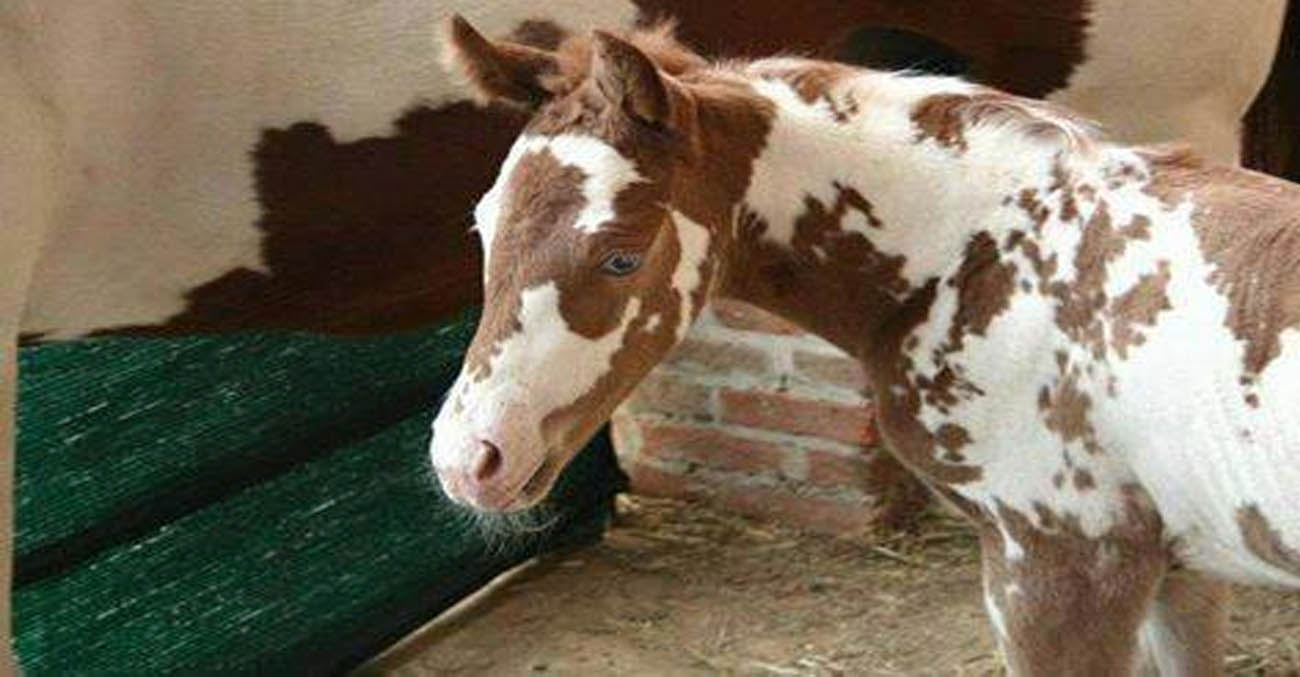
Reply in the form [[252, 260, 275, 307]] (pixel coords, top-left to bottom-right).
[[944, 231, 1018, 354], [1109, 261, 1172, 359], [1238, 504, 1300, 578], [1039, 355, 1102, 455]]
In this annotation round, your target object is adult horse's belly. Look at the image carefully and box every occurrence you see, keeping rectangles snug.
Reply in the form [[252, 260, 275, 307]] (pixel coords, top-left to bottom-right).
[[1049, 0, 1288, 165]]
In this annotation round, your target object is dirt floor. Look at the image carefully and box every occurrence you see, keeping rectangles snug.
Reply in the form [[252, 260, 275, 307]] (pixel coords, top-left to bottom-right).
[[362, 496, 1300, 676]]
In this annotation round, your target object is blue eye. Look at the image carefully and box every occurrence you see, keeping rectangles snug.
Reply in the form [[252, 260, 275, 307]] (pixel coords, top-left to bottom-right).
[[601, 251, 643, 277]]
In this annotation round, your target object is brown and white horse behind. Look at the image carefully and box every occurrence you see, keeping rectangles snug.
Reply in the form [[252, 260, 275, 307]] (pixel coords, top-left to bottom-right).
[[436, 18, 1300, 675]]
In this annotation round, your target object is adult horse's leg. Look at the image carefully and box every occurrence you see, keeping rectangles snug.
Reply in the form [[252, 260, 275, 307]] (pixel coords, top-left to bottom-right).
[[1137, 571, 1231, 676], [0, 340, 19, 677], [977, 508, 1168, 676], [1, 14, 59, 671]]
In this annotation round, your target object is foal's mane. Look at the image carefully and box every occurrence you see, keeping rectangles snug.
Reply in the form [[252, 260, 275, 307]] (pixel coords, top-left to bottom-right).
[[452, 19, 1109, 158], [741, 56, 1103, 156], [644, 26, 1104, 156], [918, 87, 1103, 153]]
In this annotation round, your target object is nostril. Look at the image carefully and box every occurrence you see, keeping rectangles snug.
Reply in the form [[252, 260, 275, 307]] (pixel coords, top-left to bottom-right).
[[472, 440, 503, 482]]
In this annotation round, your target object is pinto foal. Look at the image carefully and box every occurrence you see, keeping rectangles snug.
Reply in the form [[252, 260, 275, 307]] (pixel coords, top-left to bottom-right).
[[433, 17, 1300, 675]]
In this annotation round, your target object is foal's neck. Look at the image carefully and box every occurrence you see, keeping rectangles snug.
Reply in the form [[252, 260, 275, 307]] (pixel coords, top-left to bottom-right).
[[704, 62, 1104, 361]]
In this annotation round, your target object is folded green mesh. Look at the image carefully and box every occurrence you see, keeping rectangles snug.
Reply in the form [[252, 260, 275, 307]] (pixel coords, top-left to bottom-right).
[[14, 318, 625, 674], [16, 313, 480, 580], [16, 414, 621, 674]]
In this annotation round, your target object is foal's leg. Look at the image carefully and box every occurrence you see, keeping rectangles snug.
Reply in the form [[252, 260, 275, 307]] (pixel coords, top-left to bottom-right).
[[1137, 570, 1231, 676], [1, 22, 60, 671], [977, 506, 1168, 676]]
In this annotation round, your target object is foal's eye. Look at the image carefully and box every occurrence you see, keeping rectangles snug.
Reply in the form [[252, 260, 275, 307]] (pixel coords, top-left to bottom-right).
[[600, 251, 643, 277]]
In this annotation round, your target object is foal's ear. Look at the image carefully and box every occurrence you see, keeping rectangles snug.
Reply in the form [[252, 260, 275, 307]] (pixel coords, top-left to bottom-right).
[[591, 31, 673, 128], [442, 15, 561, 108]]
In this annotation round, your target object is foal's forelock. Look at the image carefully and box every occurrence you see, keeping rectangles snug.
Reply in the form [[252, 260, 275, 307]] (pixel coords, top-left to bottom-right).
[[473, 133, 645, 279]]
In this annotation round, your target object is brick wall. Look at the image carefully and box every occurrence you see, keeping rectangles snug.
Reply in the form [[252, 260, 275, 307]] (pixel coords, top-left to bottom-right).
[[612, 299, 928, 534]]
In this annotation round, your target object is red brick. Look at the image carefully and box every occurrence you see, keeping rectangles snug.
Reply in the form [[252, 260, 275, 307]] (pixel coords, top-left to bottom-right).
[[792, 351, 870, 391], [663, 337, 770, 375], [626, 461, 701, 501], [805, 447, 880, 488], [712, 485, 878, 534], [637, 422, 790, 475], [801, 450, 931, 531], [626, 457, 930, 533], [709, 299, 803, 335], [620, 371, 714, 419], [718, 389, 878, 446]]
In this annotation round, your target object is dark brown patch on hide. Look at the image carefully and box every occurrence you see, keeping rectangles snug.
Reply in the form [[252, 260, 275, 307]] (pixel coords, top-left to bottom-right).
[[936, 423, 973, 461], [946, 231, 1018, 352], [658, 61, 940, 519], [1017, 189, 1051, 232], [1039, 353, 1102, 454], [1045, 203, 1122, 358], [1238, 503, 1300, 578], [97, 102, 528, 337], [902, 232, 1018, 422], [634, 0, 1090, 97], [791, 185, 894, 277], [911, 94, 974, 152], [1049, 159, 1080, 222], [756, 61, 862, 122], [665, 77, 779, 230], [1109, 261, 1171, 359], [764, 62, 857, 105]]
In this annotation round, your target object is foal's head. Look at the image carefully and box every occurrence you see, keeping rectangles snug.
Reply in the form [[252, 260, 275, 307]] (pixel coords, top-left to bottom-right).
[[430, 17, 731, 511]]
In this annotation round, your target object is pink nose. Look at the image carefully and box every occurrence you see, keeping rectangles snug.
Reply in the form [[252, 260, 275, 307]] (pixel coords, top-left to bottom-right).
[[472, 439, 503, 482], [441, 439, 518, 510]]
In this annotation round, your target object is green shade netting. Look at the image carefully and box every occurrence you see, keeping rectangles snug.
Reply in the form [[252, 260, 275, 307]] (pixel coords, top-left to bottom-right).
[[14, 313, 625, 674]]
